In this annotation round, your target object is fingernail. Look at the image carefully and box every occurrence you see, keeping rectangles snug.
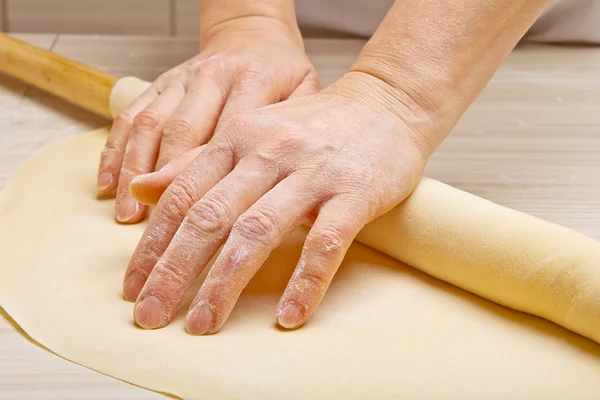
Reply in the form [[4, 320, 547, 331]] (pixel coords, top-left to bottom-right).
[[116, 194, 139, 223], [131, 171, 157, 185], [123, 272, 146, 302], [134, 295, 166, 329], [277, 302, 301, 329], [130, 174, 146, 188], [97, 170, 113, 191], [185, 302, 213, 335]]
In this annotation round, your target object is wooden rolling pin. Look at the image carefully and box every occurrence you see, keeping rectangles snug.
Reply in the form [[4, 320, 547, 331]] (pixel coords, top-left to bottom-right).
[[0, 33, 119, 119]]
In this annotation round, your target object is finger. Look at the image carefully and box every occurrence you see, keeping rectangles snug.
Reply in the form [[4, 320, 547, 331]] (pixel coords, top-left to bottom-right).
[[97, 86, 158, 193], [288, 72, 320, 99], [155, 66, 233, 170], [185, 175, 323, 335], [115, 83, 186, 224], [277, 196, 368, 329], [217, 80, 275, 125], [133, 158, 281, 329], [122, 139, 234, 302], [130, 146, 205, 206]]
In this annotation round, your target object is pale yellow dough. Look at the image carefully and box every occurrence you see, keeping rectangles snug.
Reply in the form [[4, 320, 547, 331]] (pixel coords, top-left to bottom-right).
[[0, 78, 600, 398]]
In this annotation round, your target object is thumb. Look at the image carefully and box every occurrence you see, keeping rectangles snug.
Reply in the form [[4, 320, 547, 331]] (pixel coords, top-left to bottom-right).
[[129, 145, 205, 206]]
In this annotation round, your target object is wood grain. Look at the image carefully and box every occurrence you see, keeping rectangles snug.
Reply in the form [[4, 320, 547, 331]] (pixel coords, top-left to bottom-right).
[[0, 33, 118, 118], [5, 0, 171, 35], [0, 34, 599, 398]]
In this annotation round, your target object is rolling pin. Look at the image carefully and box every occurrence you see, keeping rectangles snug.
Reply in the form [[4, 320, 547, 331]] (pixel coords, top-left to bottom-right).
[[0, 33, 123, 119], [2, 32, 600, 345]]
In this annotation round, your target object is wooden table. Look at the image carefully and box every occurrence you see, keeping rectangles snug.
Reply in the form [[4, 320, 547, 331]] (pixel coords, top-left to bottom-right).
[[0, 34, 599, 398]]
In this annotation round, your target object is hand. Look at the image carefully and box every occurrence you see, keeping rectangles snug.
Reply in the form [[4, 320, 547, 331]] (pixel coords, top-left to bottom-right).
[[97, 16, 319, 223], [122, 72, 433, 334]]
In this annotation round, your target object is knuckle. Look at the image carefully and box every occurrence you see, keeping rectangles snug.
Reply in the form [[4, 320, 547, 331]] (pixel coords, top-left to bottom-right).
[[101, 140, 121, 156], [162, 180, 198, 217], [155, 72, 172, 87], [192, 56, 223, 78], [204, 138, 235, 163], [298, 270, 329, 295], [155, 259, 191, 288], [204, 270, 238, 293], [163, 118, 197, 141], [219, 114, 252, 139], [133, 110, 161, 131], [250, 150, 283, 172], [113, 108, 136, 128], [238, 58, 265, 78], [186, 194, 232, 235], [306, 225, 347, 259], [188, 58, 207, 76], [233, 208, 279, 244]]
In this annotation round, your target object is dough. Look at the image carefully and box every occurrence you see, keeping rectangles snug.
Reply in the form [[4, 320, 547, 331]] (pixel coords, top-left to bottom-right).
[[1, 129, 600, 398], [0, 78, 599, 398]]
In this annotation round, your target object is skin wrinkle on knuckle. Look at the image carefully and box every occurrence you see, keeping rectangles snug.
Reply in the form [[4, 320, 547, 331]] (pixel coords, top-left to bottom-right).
[[162, 181, 197, 219], [238, 60, 269, 86], [307, 225, 347, 259], [113, 109, 135, 129], [153, 259, 192, 291], [233, 208, 279, 244], [185, 194, 232, 235], [250, 149, 285, 174], [163, 118, 197, 142], [100, 147, 120, 170], [193, 56, 230, 95], [102, 137, 123, 154], [298, 271, 329, 296], [133, 110, 162, 131], [129, 248, 160, 278]]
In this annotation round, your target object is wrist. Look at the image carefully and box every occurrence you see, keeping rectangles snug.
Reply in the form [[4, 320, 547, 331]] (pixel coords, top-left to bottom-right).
[[199, 1, 302, 49], [323, 71, 442, 159]]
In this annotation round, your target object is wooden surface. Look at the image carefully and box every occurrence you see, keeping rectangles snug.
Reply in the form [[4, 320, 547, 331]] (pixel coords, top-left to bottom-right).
[[0, 34, 599, 398]]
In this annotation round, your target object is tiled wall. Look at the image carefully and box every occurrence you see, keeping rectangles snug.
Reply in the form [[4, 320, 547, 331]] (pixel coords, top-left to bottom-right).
[[0, 0, 200, 36]]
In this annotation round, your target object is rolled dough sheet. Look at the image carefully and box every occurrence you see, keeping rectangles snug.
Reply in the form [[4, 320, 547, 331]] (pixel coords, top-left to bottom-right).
[[1, 128, 600, 398]]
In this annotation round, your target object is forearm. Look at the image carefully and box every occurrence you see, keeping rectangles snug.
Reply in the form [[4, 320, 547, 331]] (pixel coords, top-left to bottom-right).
[[198, 0, 301, 46], [334, 0, 549, 155]]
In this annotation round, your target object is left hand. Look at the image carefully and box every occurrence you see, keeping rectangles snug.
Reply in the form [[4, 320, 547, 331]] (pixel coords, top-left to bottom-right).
[[97, 16, 318, 224], [122, 73, 432, 334]]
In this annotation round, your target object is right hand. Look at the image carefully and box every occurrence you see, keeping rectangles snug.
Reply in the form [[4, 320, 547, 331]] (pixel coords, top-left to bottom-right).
[[97, 16, 319, 224]]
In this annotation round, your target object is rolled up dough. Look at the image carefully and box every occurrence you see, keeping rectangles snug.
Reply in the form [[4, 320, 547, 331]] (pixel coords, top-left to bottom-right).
[[0, 78, 599, 398]]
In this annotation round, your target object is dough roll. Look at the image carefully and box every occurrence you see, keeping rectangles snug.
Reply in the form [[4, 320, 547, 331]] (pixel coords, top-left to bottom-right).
[[110, 77, 600, 344]]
